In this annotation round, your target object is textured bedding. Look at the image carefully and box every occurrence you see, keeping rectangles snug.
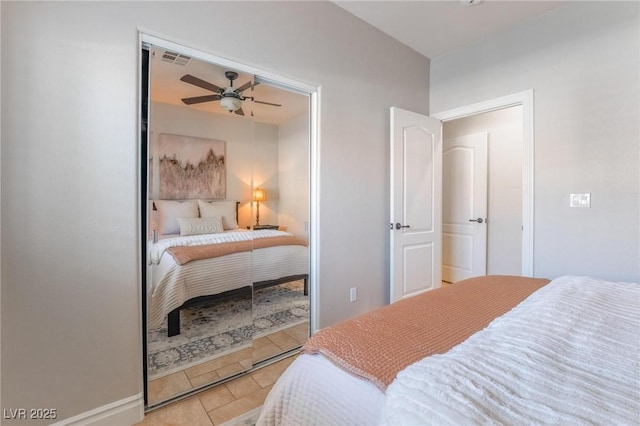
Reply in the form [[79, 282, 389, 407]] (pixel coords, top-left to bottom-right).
[[381, 276, 640, 425], [148, 230, 308, 329], [258, 353, 386, 426], [257, 276, 640, 426], [302, 275, 549, 391]]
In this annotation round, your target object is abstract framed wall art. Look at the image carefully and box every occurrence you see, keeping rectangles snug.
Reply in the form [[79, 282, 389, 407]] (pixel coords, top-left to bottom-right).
[[157, 133, 226, 199]]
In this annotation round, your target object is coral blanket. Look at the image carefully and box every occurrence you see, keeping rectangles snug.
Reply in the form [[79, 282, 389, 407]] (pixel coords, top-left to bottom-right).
[[302, 275, 550, 392], [167, 236, 308, 265], [380, 276, 640, 425]]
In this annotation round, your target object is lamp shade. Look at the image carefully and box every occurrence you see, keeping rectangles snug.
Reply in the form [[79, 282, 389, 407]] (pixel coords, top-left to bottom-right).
[[253, 188, 266, 202]]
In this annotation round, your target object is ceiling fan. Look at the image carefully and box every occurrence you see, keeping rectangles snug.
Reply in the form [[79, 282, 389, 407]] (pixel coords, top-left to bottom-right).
[[180, 71, 281, 116]]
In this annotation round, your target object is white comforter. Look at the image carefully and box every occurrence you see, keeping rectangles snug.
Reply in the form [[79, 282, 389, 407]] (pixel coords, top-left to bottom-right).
[[381, 276, 640, 425], [258, 353, 386, 426]]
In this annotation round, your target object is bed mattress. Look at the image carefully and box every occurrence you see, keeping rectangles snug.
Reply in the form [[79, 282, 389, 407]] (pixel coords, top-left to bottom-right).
[[257, 275, 640, 425]]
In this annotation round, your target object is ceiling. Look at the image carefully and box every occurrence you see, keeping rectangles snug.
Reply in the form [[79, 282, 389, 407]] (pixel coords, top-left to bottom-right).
[[333, 0, 566, 59], [150, 1, 566, 124], [149, 47, 309, 126]]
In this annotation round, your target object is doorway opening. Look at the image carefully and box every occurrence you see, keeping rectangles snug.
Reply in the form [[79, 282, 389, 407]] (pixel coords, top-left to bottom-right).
[[434, 90, 534, 282], [442, 106, 522, 283]]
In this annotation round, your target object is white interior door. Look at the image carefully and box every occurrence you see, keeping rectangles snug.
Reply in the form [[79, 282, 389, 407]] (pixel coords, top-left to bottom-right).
[[442, 133, 488, 282], [390, 107, 442, 303]]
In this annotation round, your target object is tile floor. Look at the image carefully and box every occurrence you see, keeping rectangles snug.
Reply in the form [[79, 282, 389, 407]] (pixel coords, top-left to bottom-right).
[[141, 322, 307, 425], [136, 354, 296, 426]]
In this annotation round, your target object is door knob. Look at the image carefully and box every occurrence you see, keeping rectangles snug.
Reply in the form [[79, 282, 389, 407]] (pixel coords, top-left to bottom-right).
[[395, 223, 410, 230], [468, 218, 484, 223]]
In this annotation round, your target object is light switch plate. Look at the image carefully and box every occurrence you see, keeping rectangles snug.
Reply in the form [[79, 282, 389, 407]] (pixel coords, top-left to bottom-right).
[[570, 193, 591, 208]]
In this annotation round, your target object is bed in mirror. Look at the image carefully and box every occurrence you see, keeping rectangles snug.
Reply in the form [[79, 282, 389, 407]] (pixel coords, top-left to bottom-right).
[[141, 41, 311, 408]]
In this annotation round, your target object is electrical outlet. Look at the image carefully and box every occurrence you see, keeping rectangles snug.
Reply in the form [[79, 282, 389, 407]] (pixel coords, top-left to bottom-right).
[[350, 287, 357, 303]]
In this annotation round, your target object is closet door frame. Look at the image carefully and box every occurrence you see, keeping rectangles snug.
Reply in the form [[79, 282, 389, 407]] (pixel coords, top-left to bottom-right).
[[138, 32, 320, 409]]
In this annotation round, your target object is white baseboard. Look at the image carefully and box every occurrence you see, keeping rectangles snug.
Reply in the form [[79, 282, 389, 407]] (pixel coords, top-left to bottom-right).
[[50, 393, 144, 426]]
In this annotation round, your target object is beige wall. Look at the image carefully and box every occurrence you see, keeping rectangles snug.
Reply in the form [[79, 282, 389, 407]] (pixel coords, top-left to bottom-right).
[[278, 113, 310, 240], [443, 106, 523, 276], [150, 101, 280, 228], [0, 1, 429, 423], [431, 1, 639, 282]]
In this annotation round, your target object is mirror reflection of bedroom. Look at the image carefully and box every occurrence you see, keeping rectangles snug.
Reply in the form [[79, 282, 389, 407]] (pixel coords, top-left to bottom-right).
[[142, 44, 311, 407]]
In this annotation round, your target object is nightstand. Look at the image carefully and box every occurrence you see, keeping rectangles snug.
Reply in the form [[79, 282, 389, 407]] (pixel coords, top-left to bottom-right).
[[251, 224, 279, 230]]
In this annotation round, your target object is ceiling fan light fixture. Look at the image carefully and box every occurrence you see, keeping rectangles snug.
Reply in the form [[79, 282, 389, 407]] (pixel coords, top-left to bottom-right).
[[220, 96, 242, 112]]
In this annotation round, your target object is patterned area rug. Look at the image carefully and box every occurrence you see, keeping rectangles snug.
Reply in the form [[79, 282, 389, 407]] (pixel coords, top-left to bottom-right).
[[148, 280, 308, 379]]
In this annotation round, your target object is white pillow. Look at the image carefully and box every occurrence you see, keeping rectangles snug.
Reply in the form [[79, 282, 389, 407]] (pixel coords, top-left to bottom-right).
[[177, 216, 224, 236], [198, 200, 238, 230], [155, 200, 199, 235]]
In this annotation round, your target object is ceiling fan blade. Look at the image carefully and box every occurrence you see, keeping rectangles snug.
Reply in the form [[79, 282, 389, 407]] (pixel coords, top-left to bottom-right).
[[235, 107, 245, 116], [235, 80, 260, 94], [180, 74, 223, 93], [181, 94, 221, 105], [253, 99, 282, 107]]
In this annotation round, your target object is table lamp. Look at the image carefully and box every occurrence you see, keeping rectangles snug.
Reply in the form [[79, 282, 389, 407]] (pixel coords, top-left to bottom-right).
[[253, 188, 266, 226]]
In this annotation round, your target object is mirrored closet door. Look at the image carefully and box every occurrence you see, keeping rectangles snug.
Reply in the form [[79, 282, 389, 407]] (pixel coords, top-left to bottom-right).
[[249, 89, 311, 364], [141, 40, 311, 408]]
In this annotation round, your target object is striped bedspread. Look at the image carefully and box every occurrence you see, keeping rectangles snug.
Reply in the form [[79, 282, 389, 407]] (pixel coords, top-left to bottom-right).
[[148, 230, 308, 329], [381, 276, 640, 425]]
